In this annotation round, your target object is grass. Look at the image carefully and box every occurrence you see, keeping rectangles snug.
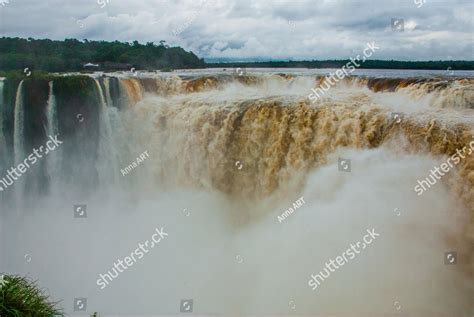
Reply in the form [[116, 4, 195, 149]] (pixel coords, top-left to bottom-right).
[[0, 274, 63, 317]]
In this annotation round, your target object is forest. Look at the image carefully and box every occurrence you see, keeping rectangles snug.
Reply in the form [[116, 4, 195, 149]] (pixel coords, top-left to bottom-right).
[[0, 37, 205, 72], [207, 59, 474, 70], [0, 37, 473, 72]]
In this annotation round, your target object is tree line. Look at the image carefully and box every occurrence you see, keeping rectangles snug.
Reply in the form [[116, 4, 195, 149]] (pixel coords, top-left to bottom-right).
[[0, 37, 472, 72], [0, 37, 205, 72], [207, 60, 474, 70]]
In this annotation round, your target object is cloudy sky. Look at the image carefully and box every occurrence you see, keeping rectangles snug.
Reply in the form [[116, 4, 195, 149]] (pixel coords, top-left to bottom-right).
[[0, 0, 472, 61]]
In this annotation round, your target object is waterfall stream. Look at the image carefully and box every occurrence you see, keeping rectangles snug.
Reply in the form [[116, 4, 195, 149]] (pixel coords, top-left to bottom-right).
[[0, 80, 6, 172], [45, 81, 61, 187], [0, 73, 473, 315], [95, 78, 121, 187], [12, 80, 26, 202], [13, 80, 25, 166]]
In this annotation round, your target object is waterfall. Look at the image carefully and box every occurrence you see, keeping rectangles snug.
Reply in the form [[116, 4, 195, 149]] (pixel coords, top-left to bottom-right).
[[103, 78, 113, 108], [120, 78, 143, 104], [103, 78, 130, 169], [94, 79, 120, 187], [118, 79, 129, 109], [46, 81, 61, 186], [46, 81, 58, 138], [13, 80, 25, 166], [11, 80, 26, 203], [0, 80, 6, 172], [1, 73, 474, 314]]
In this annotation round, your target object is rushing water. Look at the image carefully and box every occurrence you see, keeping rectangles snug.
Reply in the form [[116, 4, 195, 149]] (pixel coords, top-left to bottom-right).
[[0, 71, 473, 316], [95, 78, 121, 188], [46, 81, 58, 139], [13, 80, 24, 166], [0, 80, 6, 173], [45, 81, 61, 189]]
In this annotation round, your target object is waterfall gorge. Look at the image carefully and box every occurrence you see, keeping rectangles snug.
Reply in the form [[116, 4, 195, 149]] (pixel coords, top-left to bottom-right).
[[0, 72, 473, 315]]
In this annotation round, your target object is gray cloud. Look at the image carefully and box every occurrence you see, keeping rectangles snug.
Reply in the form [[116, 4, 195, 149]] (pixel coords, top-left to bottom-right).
[[0, 0, 472, 61]]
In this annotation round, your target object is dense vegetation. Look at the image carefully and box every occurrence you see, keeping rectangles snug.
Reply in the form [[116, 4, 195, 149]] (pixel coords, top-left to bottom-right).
[[0, 37, 205, 72], [0, 37, 472, 72], [0, 274, 63, 316], [208, 60, 474, 70]]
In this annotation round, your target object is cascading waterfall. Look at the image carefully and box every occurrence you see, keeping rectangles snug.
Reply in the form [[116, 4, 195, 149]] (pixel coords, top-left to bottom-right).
[[94, 78, 121, 187], [120, 74, 474, 284], [117, 80, 127, 109], [11, 80, 26, 202], [103, 78, 113, 108], [46, 81, 58, 137], [45, 81, 61, 186], [13, 80, 25, 166], [104, 79, 131, 178], [120, 78, 143, 104], [0, 79, 3, 270], [0, 80, 6, 172], [1, 73, 473, 315]]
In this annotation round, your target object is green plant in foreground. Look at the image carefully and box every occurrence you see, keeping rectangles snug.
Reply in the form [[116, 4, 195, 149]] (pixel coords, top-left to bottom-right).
[[0, 274, 63, 317]]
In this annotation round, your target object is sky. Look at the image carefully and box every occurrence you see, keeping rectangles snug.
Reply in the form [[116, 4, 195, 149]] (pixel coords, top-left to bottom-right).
[[0, 0, 473, 61]]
